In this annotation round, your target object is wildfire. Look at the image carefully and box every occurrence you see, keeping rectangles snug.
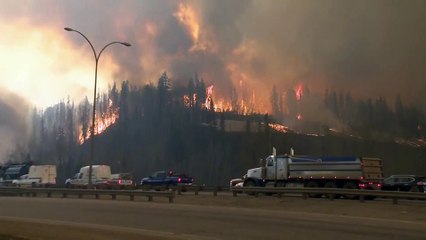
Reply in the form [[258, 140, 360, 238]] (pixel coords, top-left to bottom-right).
[[205, 85, 214, 110], [78, 99, 119, 144], [295, 84, 303, 101], [269, 123, 290, 133], [183, 83, 269, 115]]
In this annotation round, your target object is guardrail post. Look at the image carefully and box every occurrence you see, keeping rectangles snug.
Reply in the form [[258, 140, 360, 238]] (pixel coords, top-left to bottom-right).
[[32, 192, 36, 197], [359, 195, 365, 203], [392, 198, 398, 205], [255, 192, 259, 198], [213, 187, 218, 197], [232, 190, 237, 197], [47, 192, 52, 198], [62, 193, 67, 198], [169, 196, 173, 203], [302, 193, 307, 200], [95, 194, 99, 199], [177, 186, 182, 195], [148, 196, 153, 202], [195, 186, 200, 195], [130, 195, 134, 201], [78, 194, 82, 199], [277, 193, 282, 198], [112, 194, 116, 200]]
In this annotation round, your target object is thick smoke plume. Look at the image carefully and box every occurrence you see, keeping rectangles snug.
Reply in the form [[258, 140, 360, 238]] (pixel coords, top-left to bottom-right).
[[1, 0, 426, 159], [1, 1, 425, 109], [0, 90, 29, 163]]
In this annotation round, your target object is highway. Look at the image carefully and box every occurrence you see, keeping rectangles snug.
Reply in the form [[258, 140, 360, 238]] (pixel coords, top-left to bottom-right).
[[0, 195, 425, 240]]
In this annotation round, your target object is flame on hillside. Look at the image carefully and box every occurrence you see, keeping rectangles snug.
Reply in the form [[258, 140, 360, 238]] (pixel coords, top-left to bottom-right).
[[269, 123, 290, 133], [183, 84, 267, 115], [78, 99, 119, 144]]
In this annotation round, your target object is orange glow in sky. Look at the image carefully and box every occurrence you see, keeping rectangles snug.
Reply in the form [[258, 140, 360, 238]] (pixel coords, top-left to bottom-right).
[[0, 22, 119, 108]]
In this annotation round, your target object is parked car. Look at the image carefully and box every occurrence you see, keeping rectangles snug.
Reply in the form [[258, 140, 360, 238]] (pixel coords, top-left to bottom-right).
[[381, 175, 426, 192], [140, 170, 194, 190]]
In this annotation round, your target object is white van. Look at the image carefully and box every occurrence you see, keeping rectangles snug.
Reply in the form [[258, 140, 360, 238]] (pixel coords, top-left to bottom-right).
[[12, 165, 56, 187], [65, 165, 112, 187]]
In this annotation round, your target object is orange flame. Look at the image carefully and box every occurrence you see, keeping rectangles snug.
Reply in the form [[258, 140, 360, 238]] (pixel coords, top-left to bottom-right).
[[205, 85, 214, 110], [78, 99, 119, 144], [295, 84, 303, 101], [269, 123, 290, 133]]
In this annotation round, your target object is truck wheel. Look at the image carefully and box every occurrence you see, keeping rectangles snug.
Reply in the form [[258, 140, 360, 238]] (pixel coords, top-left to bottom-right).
[[324, 182, 339, 199], [305, 181, 322, 198], [244, 180, 256, 196], [343, 182, 359, 199]]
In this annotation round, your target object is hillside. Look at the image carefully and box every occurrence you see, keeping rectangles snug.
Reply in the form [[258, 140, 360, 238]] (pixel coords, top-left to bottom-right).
[[80, 117, 426, 186]]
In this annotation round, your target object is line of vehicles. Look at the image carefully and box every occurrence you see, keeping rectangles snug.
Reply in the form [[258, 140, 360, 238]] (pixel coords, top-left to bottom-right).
[[1, 148, 425, 196], [64, 165, 193, 190], [0, 162, 194, 190]]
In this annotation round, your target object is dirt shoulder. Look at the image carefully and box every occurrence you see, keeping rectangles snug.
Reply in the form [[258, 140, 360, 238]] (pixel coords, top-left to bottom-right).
[[172, 193, 426, 223]]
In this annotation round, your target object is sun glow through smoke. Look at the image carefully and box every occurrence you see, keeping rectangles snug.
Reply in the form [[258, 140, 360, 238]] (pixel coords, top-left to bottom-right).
[[0, 22, 119, 108]]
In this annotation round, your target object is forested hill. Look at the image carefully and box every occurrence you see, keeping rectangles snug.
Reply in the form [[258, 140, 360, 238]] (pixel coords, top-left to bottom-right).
[[89, 118, 426, 186], [6, 74, 426, 186]]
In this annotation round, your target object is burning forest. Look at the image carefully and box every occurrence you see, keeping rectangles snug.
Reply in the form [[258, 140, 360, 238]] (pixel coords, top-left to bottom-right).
[[2, 1, 426, 183], [2, 71, 426, 185]]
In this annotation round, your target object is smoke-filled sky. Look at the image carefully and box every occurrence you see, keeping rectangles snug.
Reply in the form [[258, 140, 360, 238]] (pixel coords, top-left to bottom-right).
[[1, 0, 426, 157], [1, 0, 426, 108]]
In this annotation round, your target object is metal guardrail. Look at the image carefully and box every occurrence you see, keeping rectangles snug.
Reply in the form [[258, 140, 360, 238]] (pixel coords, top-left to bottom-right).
[[2, 186, 424, 205], [139, 185, 229, 196], [0, 187, 175, 203], [175, 185, 228, 196], [230, 187, 426, 204]]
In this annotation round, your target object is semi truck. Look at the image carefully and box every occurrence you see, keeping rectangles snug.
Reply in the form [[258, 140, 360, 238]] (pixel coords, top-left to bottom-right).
[[240, 150, 383, 198]]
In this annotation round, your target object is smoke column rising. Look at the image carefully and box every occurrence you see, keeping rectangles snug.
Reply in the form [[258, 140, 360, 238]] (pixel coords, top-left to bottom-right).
[[0, 0, 426, 160]]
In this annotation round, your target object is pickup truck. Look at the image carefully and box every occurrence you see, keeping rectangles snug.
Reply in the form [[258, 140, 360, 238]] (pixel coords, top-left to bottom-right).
[[140, 171, 193, 190]]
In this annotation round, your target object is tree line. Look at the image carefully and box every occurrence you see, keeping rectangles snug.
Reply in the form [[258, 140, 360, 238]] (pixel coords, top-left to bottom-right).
[[3, 74, 426, 185]]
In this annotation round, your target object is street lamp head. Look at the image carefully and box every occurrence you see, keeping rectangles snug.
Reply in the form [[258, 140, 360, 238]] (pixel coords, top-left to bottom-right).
[[121, 42, 131, 47], [64, 27, 74, 31]]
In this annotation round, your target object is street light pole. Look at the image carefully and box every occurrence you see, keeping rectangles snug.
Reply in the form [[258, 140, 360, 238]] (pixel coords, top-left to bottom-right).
[[64, 27, 131, 188]]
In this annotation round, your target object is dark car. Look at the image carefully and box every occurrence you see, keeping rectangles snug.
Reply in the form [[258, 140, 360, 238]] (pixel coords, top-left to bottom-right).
[[381, 175, 426, 192], [140, 170, 194, 190]]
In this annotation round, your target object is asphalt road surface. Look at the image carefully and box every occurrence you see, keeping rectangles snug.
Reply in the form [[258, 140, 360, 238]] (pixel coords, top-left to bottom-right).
[[0, 195, 425, 240]]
